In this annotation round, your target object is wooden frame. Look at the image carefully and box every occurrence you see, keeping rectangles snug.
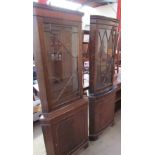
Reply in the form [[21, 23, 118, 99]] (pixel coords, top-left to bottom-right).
[[89, 15, 119, 140], [89, 16, 119, 95], [33, 3, 88, 155], [34, 3, 84, 112]]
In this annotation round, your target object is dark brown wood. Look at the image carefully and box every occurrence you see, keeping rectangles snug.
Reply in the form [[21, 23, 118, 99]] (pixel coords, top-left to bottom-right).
[[89, 88, 116, 140], [40, 98, 88, 155], [33, 2, 88, 155], [89, 15, 119, 140]]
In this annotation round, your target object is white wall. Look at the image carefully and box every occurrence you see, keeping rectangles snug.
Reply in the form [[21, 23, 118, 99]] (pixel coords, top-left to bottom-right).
[[80, 3, 118, 30], [95, 3, 117, 18]]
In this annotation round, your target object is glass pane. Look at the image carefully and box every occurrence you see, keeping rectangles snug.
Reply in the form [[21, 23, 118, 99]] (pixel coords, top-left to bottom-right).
[[44, 23, 80, 107], [96, 28, 115, 90]]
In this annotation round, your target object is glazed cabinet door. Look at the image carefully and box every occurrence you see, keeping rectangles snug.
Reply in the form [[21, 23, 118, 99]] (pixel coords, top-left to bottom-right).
[[95, 25, 117, 92], [89, 16, 119, 94], [36, 17, 82, 111]]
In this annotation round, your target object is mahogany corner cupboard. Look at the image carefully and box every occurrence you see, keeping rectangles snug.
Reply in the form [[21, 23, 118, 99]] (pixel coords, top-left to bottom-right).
[[33, 2, 88, 155], [89, 15, 119, 140]]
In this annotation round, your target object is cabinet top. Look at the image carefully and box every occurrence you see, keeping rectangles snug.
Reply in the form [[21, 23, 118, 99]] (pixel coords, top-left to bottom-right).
[[33, 2, 84, 16], [90, 15, 119, 26], [91, 15, 119, 22]]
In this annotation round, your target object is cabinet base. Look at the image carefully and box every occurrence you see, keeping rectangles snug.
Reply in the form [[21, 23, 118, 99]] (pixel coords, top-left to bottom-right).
[[40, 98, 88, 155], [71, 141, 89, 155], [89, 119, 114, 141], [89, 89, 115, 141]]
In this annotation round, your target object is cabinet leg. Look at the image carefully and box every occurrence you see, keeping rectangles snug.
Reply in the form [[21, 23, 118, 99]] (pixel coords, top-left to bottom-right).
[[111, 120, 115, 127], [89, 135, 99, 141], [84, 142, 89, 149]]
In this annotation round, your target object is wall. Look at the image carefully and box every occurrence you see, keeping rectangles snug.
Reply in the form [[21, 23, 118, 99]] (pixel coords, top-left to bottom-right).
[[80, 3, 118, 30]]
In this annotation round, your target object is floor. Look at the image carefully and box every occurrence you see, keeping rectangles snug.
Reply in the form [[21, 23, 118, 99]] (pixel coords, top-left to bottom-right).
[[33, 110, 121, 155]]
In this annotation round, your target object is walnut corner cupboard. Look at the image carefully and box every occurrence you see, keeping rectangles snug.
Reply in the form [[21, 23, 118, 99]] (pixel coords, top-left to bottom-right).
[[33, 2, 88, 155], [89, 15, 119, 141]]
